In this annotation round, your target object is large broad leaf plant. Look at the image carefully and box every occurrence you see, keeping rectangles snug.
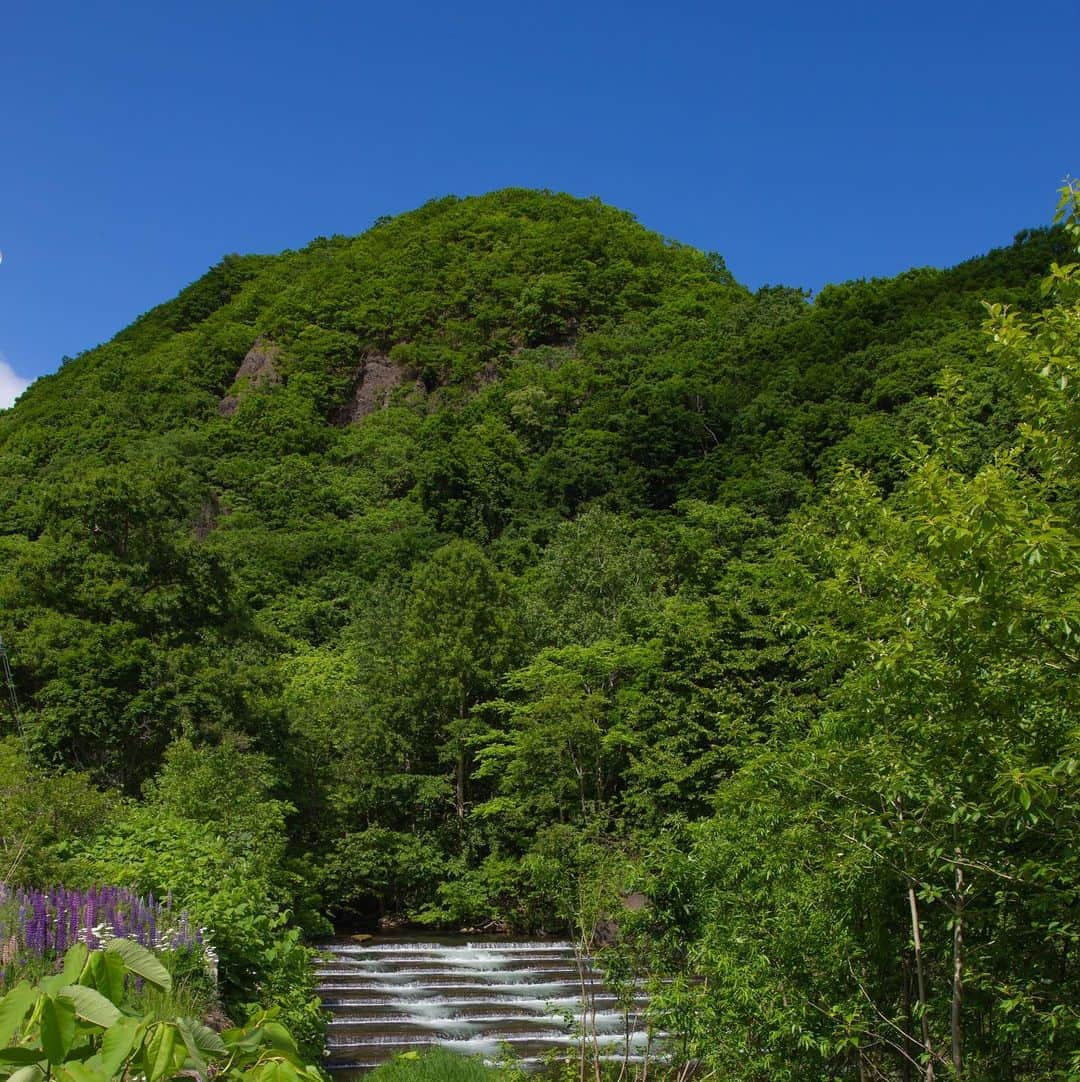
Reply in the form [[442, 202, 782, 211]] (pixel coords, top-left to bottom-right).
[[0, 939, 321, 1082]]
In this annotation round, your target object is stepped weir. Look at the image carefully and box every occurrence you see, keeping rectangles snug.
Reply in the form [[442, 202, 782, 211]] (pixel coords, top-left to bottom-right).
[[317, 935, 654, 1073]]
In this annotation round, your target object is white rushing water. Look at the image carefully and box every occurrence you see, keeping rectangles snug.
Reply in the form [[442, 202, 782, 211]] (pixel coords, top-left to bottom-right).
[[318, 936, 655, 1073]]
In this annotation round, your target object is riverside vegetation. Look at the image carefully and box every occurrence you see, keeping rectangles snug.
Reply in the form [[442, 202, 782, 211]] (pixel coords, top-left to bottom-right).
[[0, 181, 1078, 1080], [0, 936, 323, 1082]]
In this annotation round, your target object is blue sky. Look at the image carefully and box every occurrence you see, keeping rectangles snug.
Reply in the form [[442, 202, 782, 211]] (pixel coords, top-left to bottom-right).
[[0, 1, 1072, 403]]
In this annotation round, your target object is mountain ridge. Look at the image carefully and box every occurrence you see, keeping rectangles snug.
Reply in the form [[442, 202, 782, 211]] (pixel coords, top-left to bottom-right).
[[0, 184, 1067, 846]]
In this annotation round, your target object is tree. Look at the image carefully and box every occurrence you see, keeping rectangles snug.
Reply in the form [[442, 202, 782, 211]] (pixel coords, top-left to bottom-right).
[[656, 181, 1080, 1081], [400, 542, 514, 821], [474, 640, 658, 831]]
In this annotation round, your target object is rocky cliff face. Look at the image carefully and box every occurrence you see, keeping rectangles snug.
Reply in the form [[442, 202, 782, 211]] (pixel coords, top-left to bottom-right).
[[218, 338, 282, 415]]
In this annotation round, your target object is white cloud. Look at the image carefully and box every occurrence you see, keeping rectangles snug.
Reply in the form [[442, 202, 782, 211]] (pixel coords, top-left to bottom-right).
[[0, 356, 30, 409]]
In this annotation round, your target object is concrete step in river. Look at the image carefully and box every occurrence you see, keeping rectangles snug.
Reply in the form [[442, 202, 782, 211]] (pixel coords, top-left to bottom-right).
[[317, 936, 656, 1074]]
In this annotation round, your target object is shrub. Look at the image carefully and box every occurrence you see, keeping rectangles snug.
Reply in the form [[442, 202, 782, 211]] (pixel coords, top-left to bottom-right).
[[0, 939, 322, 1082]]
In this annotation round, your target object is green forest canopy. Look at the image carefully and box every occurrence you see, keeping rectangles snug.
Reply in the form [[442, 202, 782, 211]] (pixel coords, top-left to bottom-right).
[[1, 185, 1078, 1079]]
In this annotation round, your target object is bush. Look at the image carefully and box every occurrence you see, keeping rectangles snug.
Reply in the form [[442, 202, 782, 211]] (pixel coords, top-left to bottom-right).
[[71, 807, 326, 1058], [0, 939, 322, 1082]]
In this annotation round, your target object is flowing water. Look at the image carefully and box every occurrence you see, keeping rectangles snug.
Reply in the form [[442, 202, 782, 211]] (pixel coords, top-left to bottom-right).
[[317, 935, 655, 1074]]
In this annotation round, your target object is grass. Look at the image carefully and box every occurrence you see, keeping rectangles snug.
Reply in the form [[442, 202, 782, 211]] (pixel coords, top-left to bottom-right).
[[368, 1050, 524, 1082]]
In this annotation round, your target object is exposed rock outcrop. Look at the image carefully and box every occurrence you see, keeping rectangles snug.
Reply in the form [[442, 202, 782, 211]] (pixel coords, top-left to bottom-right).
[[333, 353, 405, 424], [218, 339, 282, 416]]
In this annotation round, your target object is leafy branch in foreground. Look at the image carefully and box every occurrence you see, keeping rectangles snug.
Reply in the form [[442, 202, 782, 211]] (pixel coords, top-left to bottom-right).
[[0, 939, 322, 1082]]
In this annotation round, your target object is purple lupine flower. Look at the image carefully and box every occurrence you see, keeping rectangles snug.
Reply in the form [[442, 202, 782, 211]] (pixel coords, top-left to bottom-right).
[[26, 899, 45, 955], [0, 884, 204, 974]]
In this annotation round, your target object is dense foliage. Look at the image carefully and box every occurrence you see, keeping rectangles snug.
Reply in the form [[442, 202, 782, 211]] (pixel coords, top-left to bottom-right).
[[0, 184, 1077, 1078], [0, 939, 322, 1082]]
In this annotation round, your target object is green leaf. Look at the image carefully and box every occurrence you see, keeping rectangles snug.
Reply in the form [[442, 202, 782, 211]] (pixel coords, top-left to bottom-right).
[[83, 951, 127, 1007], [177, 1018, 225, 1058], [5, 1065, 45, 1082], [57, 986, 121, 1030], [0, 983, 38, 1047], [94, 1017, 142, 1078], [142, 1023, 184, 1082], [246, 1061, 301, 1082], [0, 1048, 49, 1067], [104, 939, 172, 992], [174, 1020, 210, 1077], [261, 1022, 298, 1056], [55, 1061, 109, 1082], [39, 996, 77, 1064], [60, 944, 89, 986], [40, 944, 89, 995], [222, 1026, 266, 1055]]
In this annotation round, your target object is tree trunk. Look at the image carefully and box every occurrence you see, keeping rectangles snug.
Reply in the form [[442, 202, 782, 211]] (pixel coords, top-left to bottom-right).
[[455, 746, 465, 819], [901, 957, 915, 1082], [908, 884, 936, 1082], [952, 847, 964, 1078]]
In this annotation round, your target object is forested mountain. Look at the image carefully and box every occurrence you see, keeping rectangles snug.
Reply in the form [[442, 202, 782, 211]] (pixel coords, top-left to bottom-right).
[[2, 187, 1077, 1079]]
